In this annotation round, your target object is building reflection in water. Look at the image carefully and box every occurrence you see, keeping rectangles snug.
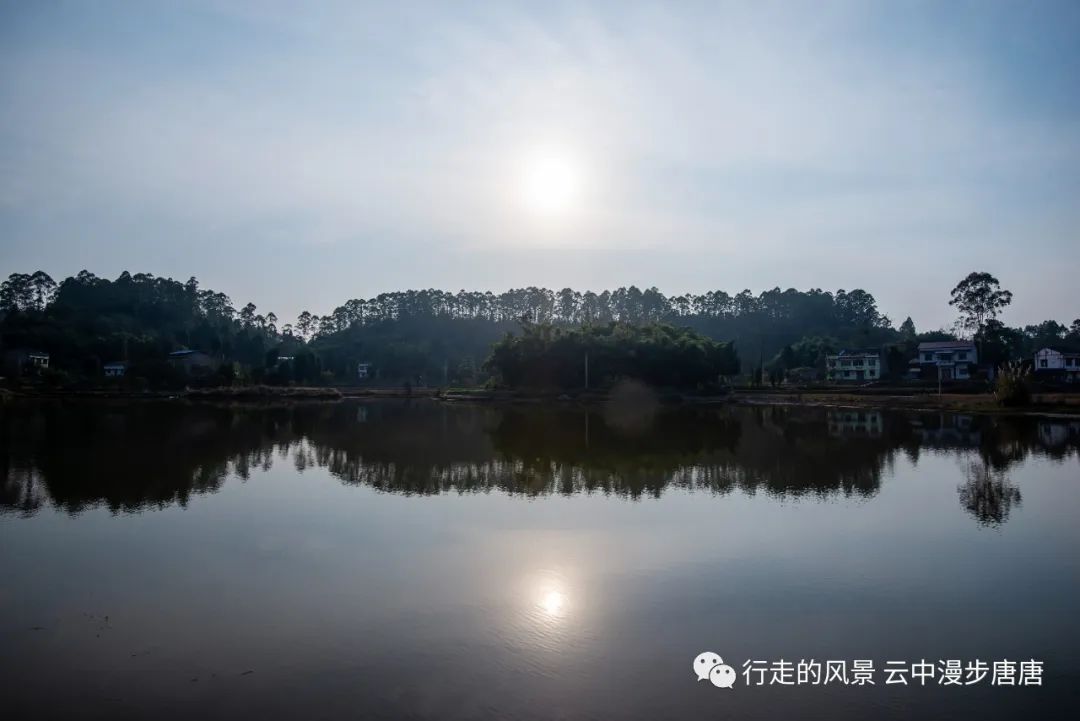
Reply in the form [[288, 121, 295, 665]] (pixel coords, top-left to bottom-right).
[[827, 410, 882, 438]]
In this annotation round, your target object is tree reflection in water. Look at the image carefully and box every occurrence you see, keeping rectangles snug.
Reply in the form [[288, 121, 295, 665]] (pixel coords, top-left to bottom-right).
[[1, 400, 1077, 528], [958, 461, 1022, 526]]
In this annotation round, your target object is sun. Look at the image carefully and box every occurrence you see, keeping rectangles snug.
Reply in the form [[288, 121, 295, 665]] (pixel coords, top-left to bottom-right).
[[539, 590, 567, 617], [521, 151, 581, 216]]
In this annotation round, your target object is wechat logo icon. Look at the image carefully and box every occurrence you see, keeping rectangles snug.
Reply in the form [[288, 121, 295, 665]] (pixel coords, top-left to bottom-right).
[[694, 651, 736, 688]]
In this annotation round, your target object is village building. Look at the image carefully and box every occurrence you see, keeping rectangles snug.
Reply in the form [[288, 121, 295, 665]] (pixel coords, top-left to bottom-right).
[[826, 349, 883, 382], [3, 348, 50, 376], [911, 341, 978, 381], [168, 349, 216, 375], [1033, 347, 1080, 383], [103, 361, 127, 378]]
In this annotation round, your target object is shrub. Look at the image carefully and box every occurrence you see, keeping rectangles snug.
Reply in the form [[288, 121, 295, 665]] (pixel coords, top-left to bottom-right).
[[994, 361, 1031, 407]]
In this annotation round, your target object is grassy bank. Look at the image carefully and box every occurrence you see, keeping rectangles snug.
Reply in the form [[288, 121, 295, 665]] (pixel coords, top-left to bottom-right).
[[731, 389, 1080, 415], [6, 383, 1080, 416], [185, 385, 343, 400]]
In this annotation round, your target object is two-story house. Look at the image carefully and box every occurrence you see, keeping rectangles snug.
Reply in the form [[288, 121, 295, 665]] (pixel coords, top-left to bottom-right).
[[826, 349, 883, 382], [913, 341, 977, 381], [1033, 347, 1080, 383]]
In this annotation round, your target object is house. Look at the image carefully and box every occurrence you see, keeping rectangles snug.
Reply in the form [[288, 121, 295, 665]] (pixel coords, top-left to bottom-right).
[[913, 341, 977, 381], [826, 349, 883, 382], [3, 348, 50, 376], [168, 350, 216, 375], [357, 362, 372, 380], [1033, 347, 1080, 383], [103, 361, 127, 378]]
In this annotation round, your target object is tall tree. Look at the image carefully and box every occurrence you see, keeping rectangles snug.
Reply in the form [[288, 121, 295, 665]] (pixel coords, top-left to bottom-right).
[[295, 311, 314, 341], [239, 303, 257, 328], [0, 273, 33, 311], [948, 272, 1012, 337], [29, 271, 57, 310]]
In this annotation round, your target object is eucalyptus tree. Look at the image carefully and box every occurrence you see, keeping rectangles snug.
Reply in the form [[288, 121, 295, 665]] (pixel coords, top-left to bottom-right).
[[949, 272, 1013, 337]]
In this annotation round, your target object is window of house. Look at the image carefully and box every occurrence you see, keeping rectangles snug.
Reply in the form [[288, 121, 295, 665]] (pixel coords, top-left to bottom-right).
[[957, 352, 967, 360], [923, 353, 932, 361], [1040, 359, 1048, 368]]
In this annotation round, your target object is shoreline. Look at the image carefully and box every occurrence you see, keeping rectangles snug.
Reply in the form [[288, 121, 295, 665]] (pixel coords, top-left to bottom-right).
[[727, 391, 1080, 418], [4, 384, 1080, 417]]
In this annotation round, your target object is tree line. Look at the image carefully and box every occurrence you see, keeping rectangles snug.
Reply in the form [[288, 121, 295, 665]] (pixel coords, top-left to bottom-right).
[[1, 268, 1077, 388]]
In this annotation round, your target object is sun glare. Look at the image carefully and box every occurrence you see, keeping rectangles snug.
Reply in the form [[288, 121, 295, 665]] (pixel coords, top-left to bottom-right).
[[521, 151, 581, 217], [539, 590, 567, 617]]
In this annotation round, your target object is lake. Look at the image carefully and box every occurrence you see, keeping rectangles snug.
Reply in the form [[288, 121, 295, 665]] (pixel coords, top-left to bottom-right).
[[1, 399, 1078, 719]]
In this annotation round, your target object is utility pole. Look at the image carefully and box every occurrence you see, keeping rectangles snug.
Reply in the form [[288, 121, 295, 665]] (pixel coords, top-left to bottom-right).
[[584, 352, 589, 390], [758, 343, 764, 388]]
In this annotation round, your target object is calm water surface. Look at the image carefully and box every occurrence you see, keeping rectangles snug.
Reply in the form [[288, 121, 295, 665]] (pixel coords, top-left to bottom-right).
[[1, 399, 1078, 720]]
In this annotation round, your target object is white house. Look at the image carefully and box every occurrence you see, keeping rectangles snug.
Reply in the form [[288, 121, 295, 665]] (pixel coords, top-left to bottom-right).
[[826, 349, 882, 382], [103, 361, 127, 378], [3, 348, 49, 376], [1033, 347, 1080, 382], [914, 341, 977, 381]]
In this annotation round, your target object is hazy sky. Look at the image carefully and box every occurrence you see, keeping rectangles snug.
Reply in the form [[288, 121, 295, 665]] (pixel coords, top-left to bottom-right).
[[2, 1, 1078, 330]]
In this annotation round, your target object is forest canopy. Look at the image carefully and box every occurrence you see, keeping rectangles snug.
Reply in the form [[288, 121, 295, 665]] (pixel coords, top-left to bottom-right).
[[484, 322, 740, 390], [2, 269, 1078, 387]]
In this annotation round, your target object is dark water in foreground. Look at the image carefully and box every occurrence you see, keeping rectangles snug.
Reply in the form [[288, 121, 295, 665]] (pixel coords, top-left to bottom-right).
[[1, 399, 1078, 720]]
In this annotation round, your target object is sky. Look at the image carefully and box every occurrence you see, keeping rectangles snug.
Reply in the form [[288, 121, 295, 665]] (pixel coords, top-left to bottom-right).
[[1, 0, 1078, 330]]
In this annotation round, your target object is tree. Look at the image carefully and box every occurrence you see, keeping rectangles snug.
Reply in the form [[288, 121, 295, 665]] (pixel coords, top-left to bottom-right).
[[29, 271, 57, 310], [556, 287, 579, 324], [1023, 320, 1066, 348], [295, 311, 314, 341], [899, 317, 916, 339], [948, 272, 1012, 337], [239, 302, 257, 328], [0, 273, 34, 311], [979, 319, 1024, 367]]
